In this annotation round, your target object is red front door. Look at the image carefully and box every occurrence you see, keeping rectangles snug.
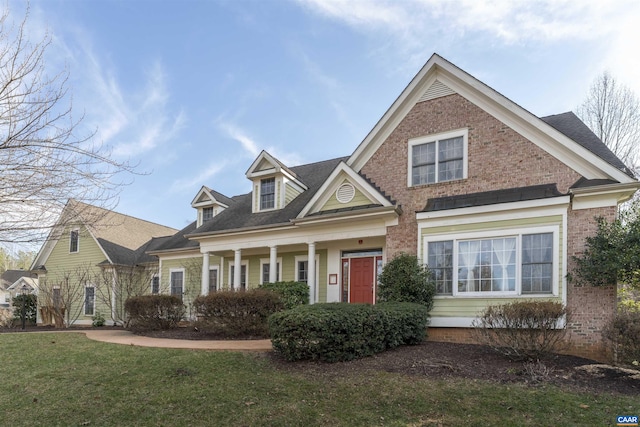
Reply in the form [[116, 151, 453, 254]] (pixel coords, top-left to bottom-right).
[[349, 257, 375, 304]]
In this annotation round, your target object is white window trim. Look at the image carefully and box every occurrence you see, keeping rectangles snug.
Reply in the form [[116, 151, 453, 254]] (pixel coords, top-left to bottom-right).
[[84, 285, 95, 316], [228, 260, 249, 288], [69, 228, 80, 253], [259, 257, 282, 285], [294, 255, 320, 284], [169, 268, 185, 298], [151, 274, 160, 294], [423, 225, 559, 298], [209, 265, 219, 292], [258, 177, 277, 211], [407, 128, 468, 187]]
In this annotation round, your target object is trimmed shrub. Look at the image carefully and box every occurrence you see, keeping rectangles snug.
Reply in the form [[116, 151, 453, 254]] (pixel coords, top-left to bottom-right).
[[472, 300, 567, 361], [268, 302, 430, 362], [193, 289, 283, 338], [377, 253, 436, 310], [603, 309, 640, 368], [125, 295, 185, 331], [259, 281, 309, 309]]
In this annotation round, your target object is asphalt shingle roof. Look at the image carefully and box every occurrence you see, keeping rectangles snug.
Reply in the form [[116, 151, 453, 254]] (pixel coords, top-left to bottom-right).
[[168, 157, 348, 244], [541, 112, 634, 177], [420, 184, 564, 212]]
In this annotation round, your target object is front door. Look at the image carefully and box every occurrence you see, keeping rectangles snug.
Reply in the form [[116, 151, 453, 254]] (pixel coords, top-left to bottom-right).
[[350, 257, 375, 304]]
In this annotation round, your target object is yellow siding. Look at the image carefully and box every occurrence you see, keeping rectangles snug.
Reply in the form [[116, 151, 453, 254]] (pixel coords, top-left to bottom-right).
[[42, 225, 108, 322], [421, 215, 564, 318], [284, 182, 301, 205], [222, 250, 328, 300], [321, 180, 372, 211]]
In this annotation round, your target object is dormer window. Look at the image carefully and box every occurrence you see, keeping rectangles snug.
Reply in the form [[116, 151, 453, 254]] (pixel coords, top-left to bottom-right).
[[260, 178, 275, 210], [203, 207, 214, 222]]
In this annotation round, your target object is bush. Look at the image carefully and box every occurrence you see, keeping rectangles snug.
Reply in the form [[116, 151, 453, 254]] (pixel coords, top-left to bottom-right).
[[472, 300, 567, 361], [268, 302, 430, 362], [259, 281, 309, 309], [12, 294, 37, 325], [0, 308, 14, 328], [125, 295, 185, 331], [603, 309, 640, 368], [92, 311, 106, 327], [193, 289, 283, 338], [377, 253, 435, 310]]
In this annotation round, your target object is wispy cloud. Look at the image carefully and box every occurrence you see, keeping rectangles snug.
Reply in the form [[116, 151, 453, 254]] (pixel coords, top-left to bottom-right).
[[216, 120, 261, 157], [23, 8, 186, 162], [169, 162, 227, 193], [216, 119, 304, 166]]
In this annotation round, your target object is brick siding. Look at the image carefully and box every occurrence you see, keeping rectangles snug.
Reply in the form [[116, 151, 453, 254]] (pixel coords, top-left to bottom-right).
[[361, 93, 618, 361]]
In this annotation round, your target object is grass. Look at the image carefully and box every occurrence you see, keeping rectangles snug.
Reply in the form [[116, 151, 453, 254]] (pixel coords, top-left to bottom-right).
[[0, 333, 637, 426]]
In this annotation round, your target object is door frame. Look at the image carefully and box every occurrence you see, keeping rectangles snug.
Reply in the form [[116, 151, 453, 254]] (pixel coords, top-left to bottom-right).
[[341, 249, 383, 303]]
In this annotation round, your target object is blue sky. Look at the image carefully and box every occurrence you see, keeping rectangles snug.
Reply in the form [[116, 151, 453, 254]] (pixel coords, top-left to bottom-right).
[[14, 0, 640, 232]]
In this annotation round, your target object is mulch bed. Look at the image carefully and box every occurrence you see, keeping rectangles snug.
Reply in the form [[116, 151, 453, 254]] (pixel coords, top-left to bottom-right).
[[4, 325, 638, 396]]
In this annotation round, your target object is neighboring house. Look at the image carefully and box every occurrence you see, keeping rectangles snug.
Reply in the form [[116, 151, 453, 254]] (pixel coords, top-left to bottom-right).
[[0, 270, 38, 308], [34, 54, 638, 360], [30, 200, 178, 325]]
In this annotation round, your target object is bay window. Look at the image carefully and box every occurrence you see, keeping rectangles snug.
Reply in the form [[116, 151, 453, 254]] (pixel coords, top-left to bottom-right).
[[426, 231, 555, 296]]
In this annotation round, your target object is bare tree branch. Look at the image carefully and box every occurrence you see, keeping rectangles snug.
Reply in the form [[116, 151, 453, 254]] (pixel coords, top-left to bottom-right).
[[576, 71, 640, 173], [0, 5, 136, 245]]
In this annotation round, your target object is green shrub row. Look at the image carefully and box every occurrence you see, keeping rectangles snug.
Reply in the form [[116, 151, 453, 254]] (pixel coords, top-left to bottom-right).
[[268, 302, 430, 362], [258, 281, 309, 309], [124, 295, 185, 331], [193, 289, 283, 338]]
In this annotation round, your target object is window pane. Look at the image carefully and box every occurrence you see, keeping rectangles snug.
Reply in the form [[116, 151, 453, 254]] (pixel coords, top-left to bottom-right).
[[298, 261, 308, 283], [412, 143, 436, 185], [522, 233, 553, 294], [171, 271, 183, 299], [260, 178, 275, 209], [70, 230, 79, 252], [209, 269, 217, 293], [84, 287, 94, 316], [458, 238, 515, 293], [427, 241, 453, 295], [151, 276, 160, 294], [262, 264, 270, 284], [438, 137, 463, 161], [203, 207, 214, 221]]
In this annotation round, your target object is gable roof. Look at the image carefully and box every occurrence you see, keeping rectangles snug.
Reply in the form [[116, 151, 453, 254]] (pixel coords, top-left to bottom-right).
[[32, 200, 178, 269], [186, 157, 349, 238], [191, 186, 234, 208], [540, 112, 634, 177], [1, 270, 37, 290], [347, 53, 636, 185]]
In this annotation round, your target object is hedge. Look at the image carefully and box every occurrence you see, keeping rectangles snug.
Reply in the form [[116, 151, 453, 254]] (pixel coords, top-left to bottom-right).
[[125, 295, 185, 331], [268, 302, 430, 362], [193, 289, 283, 338], [258, 281, 309, 309]]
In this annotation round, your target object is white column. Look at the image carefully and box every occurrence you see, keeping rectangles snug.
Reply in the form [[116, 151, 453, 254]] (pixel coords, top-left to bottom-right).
[[220, 256, 225, 290], [269, 246, 278, 283], [201, 252, 210, 296], [308, 242, 316, 304], [233, 249, 242, 290]]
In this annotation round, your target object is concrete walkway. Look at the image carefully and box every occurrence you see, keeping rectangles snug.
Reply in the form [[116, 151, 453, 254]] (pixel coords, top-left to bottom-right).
[[80, 329, 273, 351]]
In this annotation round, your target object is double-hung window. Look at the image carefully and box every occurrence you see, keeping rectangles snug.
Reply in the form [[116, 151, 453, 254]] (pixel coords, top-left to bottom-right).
[[202, 207, 214, 222], [409, 130, 467, 186], [230, 264, 247, 290], [151, 275, 160, 294], [260, 261, 280, 284], [70, 229, 79, 253], [84, 286, 95, 316], [426, 231, 555, 296], [260, 178, 275, 210], [170, 270, 184, 300]]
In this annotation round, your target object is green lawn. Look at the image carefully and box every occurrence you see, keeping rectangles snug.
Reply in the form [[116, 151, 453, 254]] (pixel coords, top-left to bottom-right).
[[0, 333, 636, 426]]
